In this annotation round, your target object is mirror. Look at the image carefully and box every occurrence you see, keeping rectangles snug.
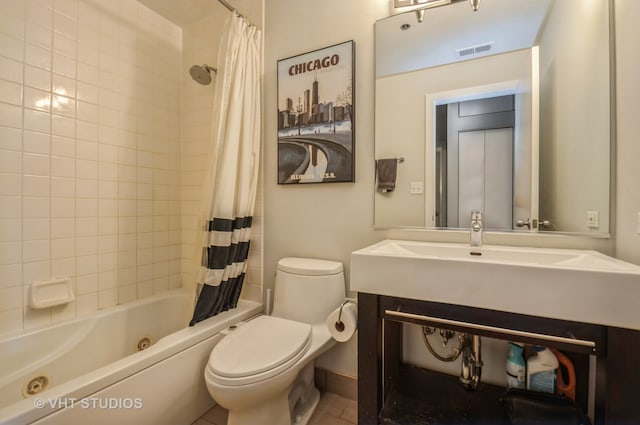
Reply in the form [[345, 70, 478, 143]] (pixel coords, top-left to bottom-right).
[[374, 0, 612, 235]]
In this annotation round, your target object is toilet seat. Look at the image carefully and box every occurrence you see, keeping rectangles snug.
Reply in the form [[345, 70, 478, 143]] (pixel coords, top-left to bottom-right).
[[208, 315, 311, 386]]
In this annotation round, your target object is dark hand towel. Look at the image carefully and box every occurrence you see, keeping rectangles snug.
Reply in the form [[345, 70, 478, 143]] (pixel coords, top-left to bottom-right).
[[376, 158, 398, 193]]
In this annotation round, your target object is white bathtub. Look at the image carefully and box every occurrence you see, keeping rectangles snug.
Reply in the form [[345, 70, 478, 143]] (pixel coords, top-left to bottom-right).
[[0, 289, 262, 425]]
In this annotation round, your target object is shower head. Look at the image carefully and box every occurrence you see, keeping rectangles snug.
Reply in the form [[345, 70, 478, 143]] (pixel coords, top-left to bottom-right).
[[189, 64, 217, 85]]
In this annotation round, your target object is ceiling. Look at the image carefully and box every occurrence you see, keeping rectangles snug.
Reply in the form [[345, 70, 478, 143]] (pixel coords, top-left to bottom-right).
[[138, 0, 221, 27], [376, 0, 552, 77]]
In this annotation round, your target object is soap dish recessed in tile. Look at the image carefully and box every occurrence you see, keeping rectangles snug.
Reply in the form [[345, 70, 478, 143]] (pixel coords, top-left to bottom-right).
[[29, 278, 75, 309]]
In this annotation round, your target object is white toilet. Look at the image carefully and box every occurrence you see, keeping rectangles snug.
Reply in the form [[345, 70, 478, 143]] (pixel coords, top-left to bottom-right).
[[204, 257, 346, 425]]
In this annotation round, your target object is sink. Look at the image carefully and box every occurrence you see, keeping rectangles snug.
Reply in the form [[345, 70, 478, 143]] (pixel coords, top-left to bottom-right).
[[351, 240, 640, 330]]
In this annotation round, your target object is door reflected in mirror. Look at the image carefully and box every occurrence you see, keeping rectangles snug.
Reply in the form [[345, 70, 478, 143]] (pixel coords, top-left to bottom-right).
[[374, 0, 612, 236]]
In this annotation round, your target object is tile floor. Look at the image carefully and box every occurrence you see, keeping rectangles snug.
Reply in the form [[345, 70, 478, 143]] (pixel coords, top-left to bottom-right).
[[192, 392, 357, 425]]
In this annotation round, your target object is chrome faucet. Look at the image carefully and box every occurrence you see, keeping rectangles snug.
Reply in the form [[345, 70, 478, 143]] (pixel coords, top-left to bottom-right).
[[470, 210, 483, 247]]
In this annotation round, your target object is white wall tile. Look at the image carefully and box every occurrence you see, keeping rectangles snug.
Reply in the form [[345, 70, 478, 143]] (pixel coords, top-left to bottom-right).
[[0, 150, 22, 173], [0, 80, 24, 106], [54, 11, 78, 39], [0, 103, 24, 128], [0, 173, 21, 196], [0, 241, 22, 266], [76, 292, 98, 316], [76, 254, 97, 276], [23, 197, 49, 218], [51, 217, 75, 238], [23, 153, 50, 176], [51, 155, 75, 178], [26, 0, 53, 29], [51, 135, 74, 157], [51, 300, 76, 322], [25, 43, 52, 71], [75, 217, 97, 237], [0, 308, 23, 334], [51, 256, 74, 276], [23, 306, 52, 330], [23, 218, 50, 241], [75, 159, 96, 179], [23, 239, 50, 263], [0, 0, 199, 334], [53, 52, 76, 77], [0, 196, 22, 218], [22, 259, 50, 284], [98, 287, 117, 309], [26, 21, 53, 50], [51, 237, 74, 259], [24, 131, 51, 155], [53, 32, 77, 58], [51, 114, 75, 137], [0, 126, 22, 151], [0, 219, 22, 242], [0, 264, 22, 289], [51, 176, 74, 197], [76, 273, 97, 294], [51, 197, 75, 217]]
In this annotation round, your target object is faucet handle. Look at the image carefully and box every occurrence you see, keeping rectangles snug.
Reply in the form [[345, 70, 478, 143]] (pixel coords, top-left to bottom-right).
[[471, 210, 482, 221]]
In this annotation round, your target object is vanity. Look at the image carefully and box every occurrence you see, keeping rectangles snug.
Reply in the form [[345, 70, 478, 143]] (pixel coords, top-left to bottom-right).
[[352, 240, 640, 425]]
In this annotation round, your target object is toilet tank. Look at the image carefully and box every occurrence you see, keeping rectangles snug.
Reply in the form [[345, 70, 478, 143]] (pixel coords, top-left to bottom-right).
[[271, 258, 345, 325]]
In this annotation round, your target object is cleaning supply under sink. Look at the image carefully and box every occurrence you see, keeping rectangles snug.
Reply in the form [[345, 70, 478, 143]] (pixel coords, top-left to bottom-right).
[[551, 348, 577, 401], [506, 342, 526, 389], [527, 346, 558, 394]]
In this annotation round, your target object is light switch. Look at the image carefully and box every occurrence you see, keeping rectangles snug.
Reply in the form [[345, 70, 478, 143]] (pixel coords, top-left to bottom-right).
[[587, 211, 599, 228], [410, 181, 424, 195]]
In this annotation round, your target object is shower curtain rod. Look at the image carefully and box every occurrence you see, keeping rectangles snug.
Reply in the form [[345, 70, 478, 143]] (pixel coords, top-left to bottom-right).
[[216, 0, 252, 23], [217, 0, 235, 13]]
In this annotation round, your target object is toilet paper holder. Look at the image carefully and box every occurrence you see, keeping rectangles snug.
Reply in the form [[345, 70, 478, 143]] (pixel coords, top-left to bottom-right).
[[334, 299, 357, 332]]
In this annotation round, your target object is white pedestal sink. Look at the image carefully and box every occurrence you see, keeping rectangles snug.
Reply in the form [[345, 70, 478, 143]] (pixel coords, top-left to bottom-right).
[[351, 240, 640, 330]]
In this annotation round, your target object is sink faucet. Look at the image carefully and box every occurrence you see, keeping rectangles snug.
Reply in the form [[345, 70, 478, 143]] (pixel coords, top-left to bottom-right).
[[470, 210, 483, 247]]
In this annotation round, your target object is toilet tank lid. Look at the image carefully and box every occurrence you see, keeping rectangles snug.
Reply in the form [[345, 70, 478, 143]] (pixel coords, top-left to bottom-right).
[[278, 257, 343, 276]]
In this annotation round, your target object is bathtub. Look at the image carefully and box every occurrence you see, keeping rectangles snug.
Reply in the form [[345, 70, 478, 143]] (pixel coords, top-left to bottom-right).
[[0, 289, 262, 425]]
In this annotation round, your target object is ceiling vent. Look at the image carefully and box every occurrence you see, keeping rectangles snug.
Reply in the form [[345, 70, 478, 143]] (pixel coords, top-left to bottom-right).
[[457, 42, 494, 58]]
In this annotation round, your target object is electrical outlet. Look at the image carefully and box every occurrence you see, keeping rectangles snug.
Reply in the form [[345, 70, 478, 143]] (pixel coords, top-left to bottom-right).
[[587, 211, 599, 228], [410, 181, 424, 195]]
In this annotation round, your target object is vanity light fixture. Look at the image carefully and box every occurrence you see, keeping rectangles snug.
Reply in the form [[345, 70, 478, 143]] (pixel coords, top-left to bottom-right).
[[394, 0, 479, 24]]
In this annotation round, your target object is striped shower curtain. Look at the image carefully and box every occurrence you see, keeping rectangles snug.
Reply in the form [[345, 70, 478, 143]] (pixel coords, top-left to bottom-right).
[[189, 13, 262, 326]]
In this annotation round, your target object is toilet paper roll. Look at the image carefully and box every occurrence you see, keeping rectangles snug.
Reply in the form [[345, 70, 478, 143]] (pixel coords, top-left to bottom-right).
[[326, 302, 358, 342]]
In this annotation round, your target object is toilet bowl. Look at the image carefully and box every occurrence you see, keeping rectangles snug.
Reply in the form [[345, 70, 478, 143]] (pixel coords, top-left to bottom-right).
[[204, 258, 346, 425]]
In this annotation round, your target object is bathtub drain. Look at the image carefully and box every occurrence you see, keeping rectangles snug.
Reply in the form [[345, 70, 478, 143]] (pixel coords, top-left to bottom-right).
[[137, 336, 152, 351], [24, 376, 49, 397]]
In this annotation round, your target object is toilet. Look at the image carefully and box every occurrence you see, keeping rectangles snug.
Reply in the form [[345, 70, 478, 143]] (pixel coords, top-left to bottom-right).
[[204, 257, 346, 425]]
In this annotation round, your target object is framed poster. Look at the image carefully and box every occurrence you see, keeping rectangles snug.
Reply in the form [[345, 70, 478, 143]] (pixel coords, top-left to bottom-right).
[[277, 40, 355, 184]]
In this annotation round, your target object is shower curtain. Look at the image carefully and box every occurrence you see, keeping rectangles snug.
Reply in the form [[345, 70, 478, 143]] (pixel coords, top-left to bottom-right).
[[189, 13, 262, 326]]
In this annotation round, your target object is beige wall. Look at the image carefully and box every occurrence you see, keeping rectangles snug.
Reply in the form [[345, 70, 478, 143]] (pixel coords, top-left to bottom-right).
[[264, 0, 639, 378], [614, 0, 640, 265], [264, 0, 388, 377], [538, 0, 611, 234]]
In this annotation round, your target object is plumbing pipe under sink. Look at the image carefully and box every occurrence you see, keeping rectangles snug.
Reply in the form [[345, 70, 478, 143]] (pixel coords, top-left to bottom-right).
[[460, 334, 483, 390]]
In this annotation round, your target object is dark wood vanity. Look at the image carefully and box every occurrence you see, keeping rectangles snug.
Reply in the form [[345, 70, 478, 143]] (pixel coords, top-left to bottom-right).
[[357, 292, 640, 425]]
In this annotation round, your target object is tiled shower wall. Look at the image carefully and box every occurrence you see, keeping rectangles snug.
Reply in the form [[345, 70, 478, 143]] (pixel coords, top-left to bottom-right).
[[180, 1, 264, 306], [0, 0, 183, 334]]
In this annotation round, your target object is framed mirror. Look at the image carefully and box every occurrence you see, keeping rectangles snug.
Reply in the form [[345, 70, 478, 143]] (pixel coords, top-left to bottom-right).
[[374, 0, 612, 236]]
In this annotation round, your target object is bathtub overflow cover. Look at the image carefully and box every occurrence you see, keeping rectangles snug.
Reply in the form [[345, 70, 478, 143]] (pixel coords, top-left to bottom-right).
[[137, 337, 152, 351], [24, 376, 49, 397]]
